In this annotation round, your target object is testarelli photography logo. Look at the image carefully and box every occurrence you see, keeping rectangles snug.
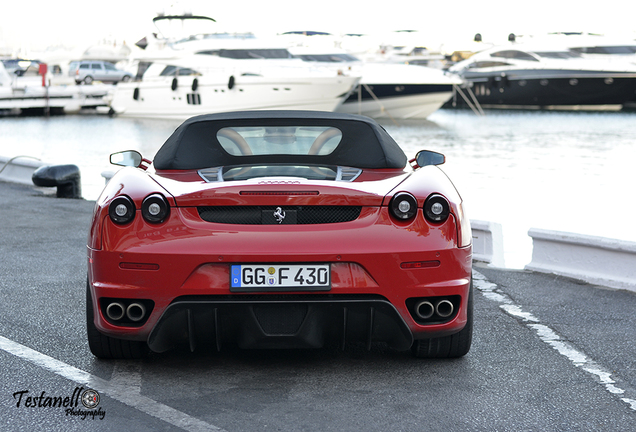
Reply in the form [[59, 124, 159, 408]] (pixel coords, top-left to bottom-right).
[[12, 387, 106, 420]]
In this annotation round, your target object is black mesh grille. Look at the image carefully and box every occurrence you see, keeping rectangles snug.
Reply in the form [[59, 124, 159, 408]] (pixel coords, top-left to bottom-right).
[[197, 206, 362, 224]]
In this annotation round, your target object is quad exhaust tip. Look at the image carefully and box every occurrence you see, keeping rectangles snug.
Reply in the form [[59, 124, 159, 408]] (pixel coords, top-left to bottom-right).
[[435, 299, 454, 318], [105, 301, 147, 322], [106, 302, 126, 321], [414, 301, 435, 320], [126, 303, 147, 322], [414, 299, 455, 320]]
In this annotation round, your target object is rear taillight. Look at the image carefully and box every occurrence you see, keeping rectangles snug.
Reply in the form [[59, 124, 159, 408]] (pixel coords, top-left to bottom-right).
[[141, 193, 170, 223], [424, 194, 450, 223], [389, 192, 418, 221], [109, 196, 135, 225]]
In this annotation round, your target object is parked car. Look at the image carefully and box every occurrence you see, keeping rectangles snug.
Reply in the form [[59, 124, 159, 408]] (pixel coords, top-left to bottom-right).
[[69, 60, 132, 84], [86, 111, 473, 359]]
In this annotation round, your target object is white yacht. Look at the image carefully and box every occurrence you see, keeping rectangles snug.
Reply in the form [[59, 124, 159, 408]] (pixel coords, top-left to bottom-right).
[[109, 15, 360, 119], [286, 42, 462, 120], [109, 53, 359, 119]]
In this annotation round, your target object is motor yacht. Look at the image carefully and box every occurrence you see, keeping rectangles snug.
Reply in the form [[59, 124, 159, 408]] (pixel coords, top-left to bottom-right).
[[108, 16, 360, 119], [447, 43, 636, 110], [283, 34, 462, 120]]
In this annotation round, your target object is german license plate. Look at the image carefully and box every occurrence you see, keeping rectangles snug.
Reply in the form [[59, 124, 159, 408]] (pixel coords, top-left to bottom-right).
[[230, 264, 331, 292]]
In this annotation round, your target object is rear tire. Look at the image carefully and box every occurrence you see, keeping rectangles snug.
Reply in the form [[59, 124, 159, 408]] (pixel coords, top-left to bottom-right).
[[86, 280, 148, 359], [412, 278, 473, 358]]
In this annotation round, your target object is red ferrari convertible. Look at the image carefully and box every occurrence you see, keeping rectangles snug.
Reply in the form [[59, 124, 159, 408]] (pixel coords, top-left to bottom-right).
[[86, 111, 473, 359]]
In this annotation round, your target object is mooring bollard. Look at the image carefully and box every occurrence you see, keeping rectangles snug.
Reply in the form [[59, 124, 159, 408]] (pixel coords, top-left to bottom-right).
[[32, 164, 82, 199]]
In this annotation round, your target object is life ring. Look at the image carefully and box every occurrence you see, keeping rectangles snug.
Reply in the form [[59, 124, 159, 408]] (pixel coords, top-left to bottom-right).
[[228, 75, 235, 90]]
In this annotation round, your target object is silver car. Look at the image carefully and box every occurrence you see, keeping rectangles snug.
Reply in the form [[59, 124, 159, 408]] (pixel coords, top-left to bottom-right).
[[69, 61, 132, 84]]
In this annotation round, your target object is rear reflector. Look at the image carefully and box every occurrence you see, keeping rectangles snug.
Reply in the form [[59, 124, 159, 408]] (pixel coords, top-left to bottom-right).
[[400, 260, 440, 269], [240, 191, 319, 196], [119, 263, 160, 270]]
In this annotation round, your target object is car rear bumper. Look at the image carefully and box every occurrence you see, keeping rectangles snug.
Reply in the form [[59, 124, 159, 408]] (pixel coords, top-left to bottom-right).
[[147, 295, 414, 352], [88, 249, 472, 351]]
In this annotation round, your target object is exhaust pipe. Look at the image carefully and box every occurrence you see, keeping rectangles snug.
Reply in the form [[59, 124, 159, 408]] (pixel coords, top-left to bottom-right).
[[414, 300, 435, 320], [126, 302, 146, 322], [106, 302, 125, 321], [435, 300, 454, 318]]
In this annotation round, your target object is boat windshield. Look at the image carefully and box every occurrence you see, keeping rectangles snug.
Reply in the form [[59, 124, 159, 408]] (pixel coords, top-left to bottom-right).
[[468, 61, 512, 69], [197, 49, 294, 59], [217, 126, 343, 156], [159, 65, 201, 76], [296, 53, 360, 62], [490, 50, 539, 61], [533, 51, 582, 59], [570, 46, 636, 54]]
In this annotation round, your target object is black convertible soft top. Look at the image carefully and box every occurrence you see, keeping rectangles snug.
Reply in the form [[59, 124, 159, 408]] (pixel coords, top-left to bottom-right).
[[153, 111, 407, 170]]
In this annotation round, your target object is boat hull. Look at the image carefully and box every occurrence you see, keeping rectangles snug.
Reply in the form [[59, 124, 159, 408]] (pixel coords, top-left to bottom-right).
[[338, 84, 454, 119], [449, 71, 636, 110], [0, 84, 110, 114], [109, 74, 359, 119]]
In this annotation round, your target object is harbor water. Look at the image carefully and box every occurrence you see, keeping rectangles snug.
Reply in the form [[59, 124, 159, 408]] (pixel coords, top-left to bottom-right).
[[1, 109, 635, 268]]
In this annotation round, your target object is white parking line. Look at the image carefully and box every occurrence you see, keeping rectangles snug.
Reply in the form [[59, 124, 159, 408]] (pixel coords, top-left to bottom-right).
[[0, 336, 225, 432], [111, 362, 143, 394], [473, 271, 636, 412]]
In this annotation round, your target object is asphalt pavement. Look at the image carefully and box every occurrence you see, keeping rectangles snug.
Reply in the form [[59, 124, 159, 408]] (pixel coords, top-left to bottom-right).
[[1, 180, 635, 432]]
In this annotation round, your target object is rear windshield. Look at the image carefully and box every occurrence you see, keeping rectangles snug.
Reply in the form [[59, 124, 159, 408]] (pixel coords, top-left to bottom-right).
[[217, 126, 343, 156]]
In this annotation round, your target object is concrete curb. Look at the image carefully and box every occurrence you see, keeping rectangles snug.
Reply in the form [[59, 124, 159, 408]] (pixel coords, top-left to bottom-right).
[[525, 228, 636, 293], [0, 156, 45, 185], [471, 219, 505, 267]]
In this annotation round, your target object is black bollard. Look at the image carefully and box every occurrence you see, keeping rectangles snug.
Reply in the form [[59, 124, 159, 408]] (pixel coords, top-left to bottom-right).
[[32, 164, 82, 199]]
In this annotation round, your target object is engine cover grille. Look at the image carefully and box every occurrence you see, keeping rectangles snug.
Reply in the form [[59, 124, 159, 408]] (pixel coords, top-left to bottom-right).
[[197, 206, 362, 225]]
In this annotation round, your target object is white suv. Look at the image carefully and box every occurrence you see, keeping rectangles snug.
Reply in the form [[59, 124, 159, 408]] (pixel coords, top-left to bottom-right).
[[69, 61, 132, 84]]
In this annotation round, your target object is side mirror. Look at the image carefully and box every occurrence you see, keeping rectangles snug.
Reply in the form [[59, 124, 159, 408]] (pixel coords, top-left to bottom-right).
[[110, 150, 143, 167], [415, 150, 445, 167]]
